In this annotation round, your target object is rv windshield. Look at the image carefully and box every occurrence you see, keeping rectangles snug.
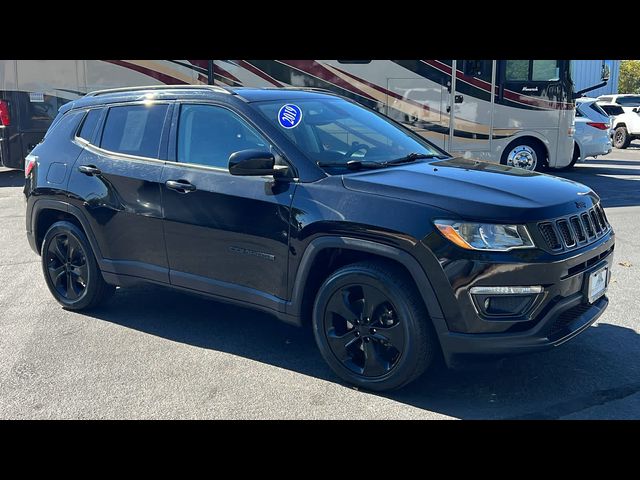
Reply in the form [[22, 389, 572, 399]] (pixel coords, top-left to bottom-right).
[[251, 97, 445, 172]]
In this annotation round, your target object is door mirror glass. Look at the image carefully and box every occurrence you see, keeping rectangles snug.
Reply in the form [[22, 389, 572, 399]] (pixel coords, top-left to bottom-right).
[[228, 149, 280, 176]]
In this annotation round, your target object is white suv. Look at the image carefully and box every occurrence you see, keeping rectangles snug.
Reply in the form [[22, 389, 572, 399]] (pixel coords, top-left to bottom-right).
[[596, 94, 640, 113], [598, 101, 640, 149]]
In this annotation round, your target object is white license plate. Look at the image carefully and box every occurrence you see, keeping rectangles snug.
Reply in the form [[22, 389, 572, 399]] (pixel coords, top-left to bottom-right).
[[587, 266, 608, 303]]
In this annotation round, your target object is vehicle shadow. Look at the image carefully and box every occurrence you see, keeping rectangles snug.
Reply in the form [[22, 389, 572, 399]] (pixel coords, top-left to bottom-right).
[[553, 160, 640, 208], [0, 169, 25, 188], [84, 283, 640, 419]]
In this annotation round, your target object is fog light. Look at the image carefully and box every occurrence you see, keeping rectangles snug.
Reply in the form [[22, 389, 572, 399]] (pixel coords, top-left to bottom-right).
[[470, 286, 543, 318], [470, 286, 543, 295]]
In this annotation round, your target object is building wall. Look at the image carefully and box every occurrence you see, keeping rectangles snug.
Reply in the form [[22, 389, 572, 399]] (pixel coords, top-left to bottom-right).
[[571, 60, 620, 98]]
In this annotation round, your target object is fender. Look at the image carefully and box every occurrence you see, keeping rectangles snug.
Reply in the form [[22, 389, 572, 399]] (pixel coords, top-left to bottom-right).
[[286, 236, 448, 336], [30, 199, 105, 262]]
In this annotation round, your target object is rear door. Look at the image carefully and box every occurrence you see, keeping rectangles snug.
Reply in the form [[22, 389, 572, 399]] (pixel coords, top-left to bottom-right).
[[66, 101, 172, 283], [161, 102, 294, 304]]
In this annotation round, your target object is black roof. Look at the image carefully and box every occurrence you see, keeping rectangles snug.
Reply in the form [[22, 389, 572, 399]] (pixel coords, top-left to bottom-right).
[[59, 85, 338, 115]]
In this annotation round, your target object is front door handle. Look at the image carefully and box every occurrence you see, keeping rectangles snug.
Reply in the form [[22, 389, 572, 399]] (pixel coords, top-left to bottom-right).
[[78, 165, 102, 176], [165, 179, 196, 193]]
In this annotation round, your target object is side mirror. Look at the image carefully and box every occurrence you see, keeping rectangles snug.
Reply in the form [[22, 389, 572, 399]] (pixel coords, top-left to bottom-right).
[[633, 107, 640, 114], [228, 149, 287, 177]]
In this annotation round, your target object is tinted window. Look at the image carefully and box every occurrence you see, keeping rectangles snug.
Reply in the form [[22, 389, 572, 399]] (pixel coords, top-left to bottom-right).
[[505, 60, 530, 81], [617, 96, 640, 106], [600, 105, 624, 116], [575, 108, 584, 117], [101, 104, 168, 158], [177, 104, 269, 169], [505, 60, 560, 82], [531, 60, 559, 81], [78, 109, 102, 142], [458, 60, 493, 82], [252, 97, 442, 171], [588, 102, 608, 117]]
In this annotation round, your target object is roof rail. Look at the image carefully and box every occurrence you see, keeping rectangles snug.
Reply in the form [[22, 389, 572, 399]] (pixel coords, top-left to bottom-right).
[[277, 86, 336, 94], [86, 84, 232, 97]]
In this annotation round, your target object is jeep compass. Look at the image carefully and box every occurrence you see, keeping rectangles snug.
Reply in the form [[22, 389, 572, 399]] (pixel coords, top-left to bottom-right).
[[24, 85, 615, 391]]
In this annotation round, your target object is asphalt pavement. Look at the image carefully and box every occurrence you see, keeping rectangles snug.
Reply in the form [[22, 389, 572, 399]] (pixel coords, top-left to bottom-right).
[[1, 145, 639, 419]]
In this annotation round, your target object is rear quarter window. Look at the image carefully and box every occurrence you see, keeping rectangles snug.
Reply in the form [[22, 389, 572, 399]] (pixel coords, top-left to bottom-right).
[[100, 103, 169, 158]]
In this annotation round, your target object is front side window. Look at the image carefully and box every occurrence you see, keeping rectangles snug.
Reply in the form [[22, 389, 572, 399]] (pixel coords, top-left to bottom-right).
[[505, 60, 560, 82], [100, 103, 169, 158], [251, 97, 443, 172], [177, 104, 269, 169]]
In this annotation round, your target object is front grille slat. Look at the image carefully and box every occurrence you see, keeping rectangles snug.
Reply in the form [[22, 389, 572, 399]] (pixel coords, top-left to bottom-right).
[[539, 222, 561, 250], [537, 202, 611, 253], [581, 212, 595, 238], [557, 219, 576, 247], [570, 216, 586, 243], [590, 209, 602, 234]]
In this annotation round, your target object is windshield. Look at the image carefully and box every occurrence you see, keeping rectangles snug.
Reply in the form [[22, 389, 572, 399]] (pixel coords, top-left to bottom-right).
[[600, 105, 625, 116], [251, 97, 445, 171], [617, 96, 640, 106]]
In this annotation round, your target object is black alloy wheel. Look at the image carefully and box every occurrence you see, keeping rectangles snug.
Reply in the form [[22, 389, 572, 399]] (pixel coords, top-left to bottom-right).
[[41, 221, 115, 310], [323, 284, 405, 377], [46, 232, 89, 301], [312, 261, 437, 391]]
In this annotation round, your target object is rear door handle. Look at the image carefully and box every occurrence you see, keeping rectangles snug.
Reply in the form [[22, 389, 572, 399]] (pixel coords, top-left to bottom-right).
[[165, 179, 196, 193], [78, 165, 102, 176]]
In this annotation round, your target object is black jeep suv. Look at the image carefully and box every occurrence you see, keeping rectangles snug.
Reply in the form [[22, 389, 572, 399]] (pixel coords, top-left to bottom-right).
[[24, 85, 615, 391]]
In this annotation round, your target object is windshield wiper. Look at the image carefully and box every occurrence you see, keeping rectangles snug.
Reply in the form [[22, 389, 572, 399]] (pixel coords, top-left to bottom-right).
[[317, 152, 442, 171]]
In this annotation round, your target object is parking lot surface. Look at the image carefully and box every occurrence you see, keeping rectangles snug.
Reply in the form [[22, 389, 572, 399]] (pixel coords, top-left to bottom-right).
[[1, 145, 639, 419]]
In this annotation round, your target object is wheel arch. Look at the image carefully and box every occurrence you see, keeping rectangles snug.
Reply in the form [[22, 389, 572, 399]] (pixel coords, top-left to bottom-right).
[[31, 199, 103, 261], [499, 134, 550, 168], [287, 236, 447, 335]]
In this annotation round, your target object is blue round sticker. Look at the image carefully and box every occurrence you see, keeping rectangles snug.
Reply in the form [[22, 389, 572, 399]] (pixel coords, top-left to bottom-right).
[[278, 104, 302, 129]]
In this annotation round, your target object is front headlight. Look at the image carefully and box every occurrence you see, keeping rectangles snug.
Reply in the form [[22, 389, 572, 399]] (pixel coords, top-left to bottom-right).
[[434, 220, 535, 251]]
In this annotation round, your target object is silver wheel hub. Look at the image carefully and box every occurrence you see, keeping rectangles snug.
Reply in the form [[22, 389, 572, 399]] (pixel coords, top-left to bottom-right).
[[506, 145, 537, 170]]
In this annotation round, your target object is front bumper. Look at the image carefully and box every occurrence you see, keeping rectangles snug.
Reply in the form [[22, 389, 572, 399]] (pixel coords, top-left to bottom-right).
[[426, 228, 615, 367], [440, 293, 608, 367]]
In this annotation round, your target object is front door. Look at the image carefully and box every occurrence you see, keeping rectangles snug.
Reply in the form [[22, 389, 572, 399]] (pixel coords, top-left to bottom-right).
[[161, 103, 294, 305]]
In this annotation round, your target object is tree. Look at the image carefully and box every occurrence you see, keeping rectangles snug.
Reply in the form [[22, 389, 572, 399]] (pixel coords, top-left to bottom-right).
[[618, 60, 640, 94]]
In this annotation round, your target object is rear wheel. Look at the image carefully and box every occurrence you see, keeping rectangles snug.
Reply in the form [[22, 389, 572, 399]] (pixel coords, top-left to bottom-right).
[[500, 138, 546, 171], [312, 261, 437, 391], [41, 221, 115, 310], [613, 126, 630, 149], [557, 142, 580, 171]]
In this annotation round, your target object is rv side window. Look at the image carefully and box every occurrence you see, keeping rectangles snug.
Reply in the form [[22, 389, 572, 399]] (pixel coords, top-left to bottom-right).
[[506, 60, 560, 82], [505, 60, 530, 81], [77, 109, 102, 143], [100, 104, 169, 159], [459, 60, 492, 82]]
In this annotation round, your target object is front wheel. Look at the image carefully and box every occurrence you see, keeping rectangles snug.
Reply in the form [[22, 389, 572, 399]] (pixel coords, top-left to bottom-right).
[[613, 126, 630, 149], [501, 139, 546, 171], [312, 261, 438, 391], [41, 221, 115, 310]]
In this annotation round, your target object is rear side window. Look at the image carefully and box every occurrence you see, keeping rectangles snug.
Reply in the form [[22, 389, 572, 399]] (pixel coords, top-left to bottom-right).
[[617, 96, 640, 106], [588, 103, 608, 117], [100, 104, 169, 158], [575, 108, 584, 117], [601, 105, 624, 116], [77, 109, 102, 143]]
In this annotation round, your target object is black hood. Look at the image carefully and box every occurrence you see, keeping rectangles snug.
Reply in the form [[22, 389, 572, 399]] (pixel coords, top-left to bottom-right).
[[342, 157, 600, 223]]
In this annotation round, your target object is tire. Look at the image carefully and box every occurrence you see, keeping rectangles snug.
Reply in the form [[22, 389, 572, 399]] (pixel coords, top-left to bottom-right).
[[41, 220, 115, 310], [613, 126, 630, 149], [500, 138, 546, 171], [312, 260, 437, 391], [557, 143, 580, 171]]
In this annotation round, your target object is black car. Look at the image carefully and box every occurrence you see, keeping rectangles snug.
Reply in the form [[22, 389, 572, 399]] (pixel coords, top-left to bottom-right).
[[24, 85, 615, 391]]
